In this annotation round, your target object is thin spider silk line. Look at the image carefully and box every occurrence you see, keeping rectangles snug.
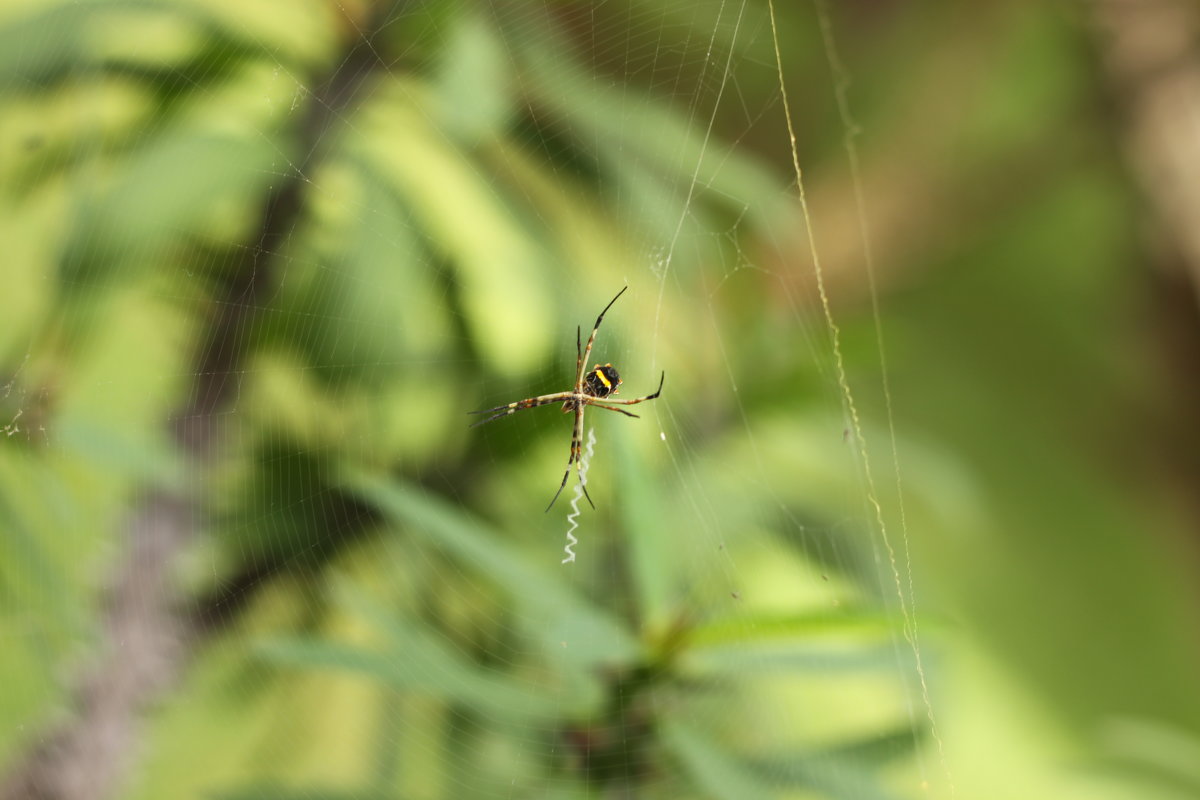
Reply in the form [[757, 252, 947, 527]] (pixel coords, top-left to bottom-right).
[[561, 427, 597, 564], [650, 0, 746, 374], [812, 1, 950, 789], [767, 0, 954, 793]]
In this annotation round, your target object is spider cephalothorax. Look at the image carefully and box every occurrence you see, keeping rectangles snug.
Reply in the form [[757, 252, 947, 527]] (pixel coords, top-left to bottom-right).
[[469, 287, 664, 511]]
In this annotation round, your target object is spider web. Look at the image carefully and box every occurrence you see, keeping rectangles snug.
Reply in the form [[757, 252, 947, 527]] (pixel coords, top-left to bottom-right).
[[8, 2, 1198, 800], [0, 2, 941, 798]]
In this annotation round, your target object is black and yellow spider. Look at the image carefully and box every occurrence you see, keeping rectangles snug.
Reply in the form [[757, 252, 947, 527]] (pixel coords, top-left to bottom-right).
[[469, 286, 665, 511]]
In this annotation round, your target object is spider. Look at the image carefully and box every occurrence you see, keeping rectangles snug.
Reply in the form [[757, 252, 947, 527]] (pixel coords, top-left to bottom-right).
[[469, 286, 665, 511]]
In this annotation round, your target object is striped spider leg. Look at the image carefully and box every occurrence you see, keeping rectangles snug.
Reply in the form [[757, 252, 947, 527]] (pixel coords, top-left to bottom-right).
[[468, 391, 575, 428], [469, 286, 665, 511], [543, 369, 666, 509], [575, 285, 628, 388]]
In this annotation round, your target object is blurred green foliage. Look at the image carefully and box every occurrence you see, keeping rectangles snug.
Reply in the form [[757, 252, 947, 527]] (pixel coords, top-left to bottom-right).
[[2, 1, 1200, 800]]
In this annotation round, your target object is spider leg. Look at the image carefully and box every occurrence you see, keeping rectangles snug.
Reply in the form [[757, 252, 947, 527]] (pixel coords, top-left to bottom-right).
[[576, 286, 628, 387], [551, 462, 593, 510], [572, 402, 595, 508], [546, 402, 594, 512], [598, 371, 664, 405], [576, 325, 582, 386], [579, 474, 594, 508], [590, 403, 640, 418], [468, 392, 573, 428]]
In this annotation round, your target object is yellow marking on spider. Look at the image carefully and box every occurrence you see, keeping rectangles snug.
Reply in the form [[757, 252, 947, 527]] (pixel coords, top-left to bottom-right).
[[468, 287, 664, 511]]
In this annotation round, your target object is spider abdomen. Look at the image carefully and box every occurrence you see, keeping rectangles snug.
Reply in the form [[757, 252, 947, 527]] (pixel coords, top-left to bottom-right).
[[584, 364, 621, 398], [467, 287, 663, 512]]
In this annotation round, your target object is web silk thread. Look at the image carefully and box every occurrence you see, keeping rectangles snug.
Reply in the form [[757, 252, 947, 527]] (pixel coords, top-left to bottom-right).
[[561, 427, 597, 564]]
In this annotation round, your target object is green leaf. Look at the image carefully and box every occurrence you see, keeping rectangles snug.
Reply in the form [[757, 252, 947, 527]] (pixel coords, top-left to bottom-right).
[[810, 725, 923, 768], [434, 13, 513, 143], [746, 728, 920, 800], [685, 643, 899, 676], [661, 721, 777, 800], [60, 130, 285, 285], [339, 468, 640, 670], [0, 1, 319, 85], [683, 611, 904, 675], [215, 787, 396, 800], [0, 2, 158, 84], [513, 31, 790, 236], [55, 416, 184, 489], [257, 631, 565, 723], [0, 456, 76, 642], [688, 610, 901, 646], [354, 88, 554, 374], [612, 424, 674, 634]]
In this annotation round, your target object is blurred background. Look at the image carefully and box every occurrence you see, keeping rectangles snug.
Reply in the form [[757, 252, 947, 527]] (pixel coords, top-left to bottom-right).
[[2, 1, 1199, 798]]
